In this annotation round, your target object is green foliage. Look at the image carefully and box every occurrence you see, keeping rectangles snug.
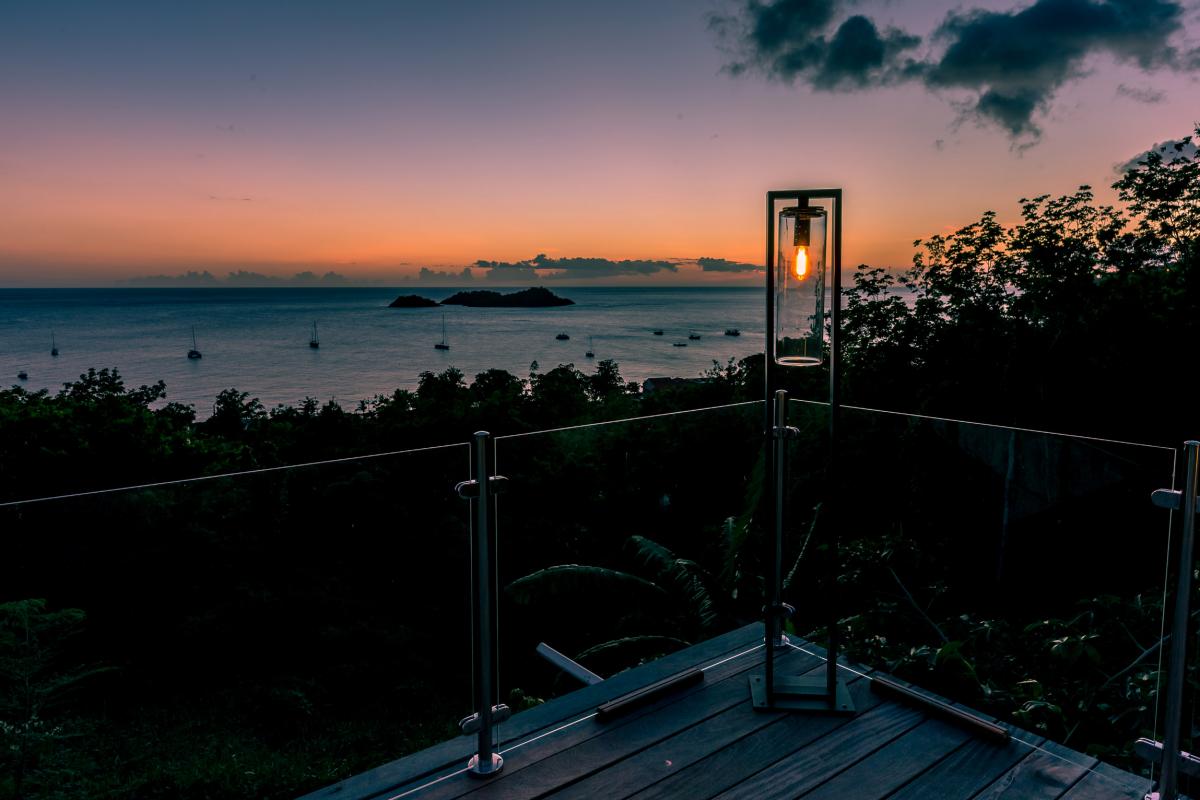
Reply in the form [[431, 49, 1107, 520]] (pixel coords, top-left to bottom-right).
[[572, 636, 692, 675], [0, 600, 111, 799], [507, 564, 669, 607], [625, 535, 719, 631]]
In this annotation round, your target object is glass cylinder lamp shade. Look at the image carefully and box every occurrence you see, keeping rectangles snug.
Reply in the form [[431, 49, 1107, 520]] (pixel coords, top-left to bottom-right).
[[775, 206, 827, 367]]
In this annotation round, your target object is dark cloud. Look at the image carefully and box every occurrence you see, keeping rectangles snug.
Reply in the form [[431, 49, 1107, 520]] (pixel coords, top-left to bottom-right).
[[925, 0, 1185, 138], [475, 254, 678, 281], [1116, 83, 1166, 103], [713, 1, 920, 89], [697, 256, 763, 272], [714, 0, 1193, 142], [483, 265, 539, 282], [1115, 137, 1199, 173]]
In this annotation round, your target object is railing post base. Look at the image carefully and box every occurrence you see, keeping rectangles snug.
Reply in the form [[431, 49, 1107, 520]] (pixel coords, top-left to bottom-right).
[[467, 753, 504, 778]]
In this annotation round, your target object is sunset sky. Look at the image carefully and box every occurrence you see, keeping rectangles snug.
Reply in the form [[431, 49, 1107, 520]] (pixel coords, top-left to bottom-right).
[[1, 0, 1197, 286]]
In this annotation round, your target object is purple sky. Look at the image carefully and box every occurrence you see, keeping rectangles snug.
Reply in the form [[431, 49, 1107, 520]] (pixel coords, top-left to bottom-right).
[[1, 0, 1197, 285]]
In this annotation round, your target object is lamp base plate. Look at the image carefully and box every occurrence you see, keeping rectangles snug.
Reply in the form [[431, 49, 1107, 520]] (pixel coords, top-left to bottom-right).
[[749, 673, 855, 714]]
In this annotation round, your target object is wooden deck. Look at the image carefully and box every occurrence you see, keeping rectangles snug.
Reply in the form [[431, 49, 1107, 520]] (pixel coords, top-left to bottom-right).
[[301, 624, 1151, 800]]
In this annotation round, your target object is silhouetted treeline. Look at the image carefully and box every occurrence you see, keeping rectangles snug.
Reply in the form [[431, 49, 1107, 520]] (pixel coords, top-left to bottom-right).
[[837, 128, 1199, 446]]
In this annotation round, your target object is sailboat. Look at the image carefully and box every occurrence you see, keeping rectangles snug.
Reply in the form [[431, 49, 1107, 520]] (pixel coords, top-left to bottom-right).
[[585, 337, 595, 358], [50, 330, 59, 356], [434, 313, 450, 350], [187, 327, 202, 359], [17, 369, 28, 381], [309, 321, 320, 349]]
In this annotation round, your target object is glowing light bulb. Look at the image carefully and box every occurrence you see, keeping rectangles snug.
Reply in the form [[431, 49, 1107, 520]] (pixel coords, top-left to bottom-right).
[[794, 246, 808, 279]]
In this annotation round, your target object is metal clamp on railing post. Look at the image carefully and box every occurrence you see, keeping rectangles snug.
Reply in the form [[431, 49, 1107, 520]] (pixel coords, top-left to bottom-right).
[[457, 430, 507, 778], [1142, 440, 1200, 800]]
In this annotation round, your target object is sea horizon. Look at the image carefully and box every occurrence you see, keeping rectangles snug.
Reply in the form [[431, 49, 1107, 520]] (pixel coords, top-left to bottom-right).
[[1, 285, 767, 413]]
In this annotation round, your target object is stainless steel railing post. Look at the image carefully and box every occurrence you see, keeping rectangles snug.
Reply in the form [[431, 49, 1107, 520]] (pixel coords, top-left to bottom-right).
[[455, 431, 505, 777], [1157, 440, 1199, 800]]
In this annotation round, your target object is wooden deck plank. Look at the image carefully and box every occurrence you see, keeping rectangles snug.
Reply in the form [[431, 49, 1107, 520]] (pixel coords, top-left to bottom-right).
[[1056, 760, 1149, 800], [972, 740, 1096, 799], [796, 718, 967, 799], [545, 660, 861, 800], [399, 645, 821, 800], [298, 624, 762, 800], [705, 700, 927, 800], [617, 671, 883, 800], [300, 625, 1149, 800], [884, 727, 1045, 800]]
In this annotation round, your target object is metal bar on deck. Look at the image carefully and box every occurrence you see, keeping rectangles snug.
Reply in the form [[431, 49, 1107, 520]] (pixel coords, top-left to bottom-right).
[[870, 675, 1010, 744], [537, 642, 604, 686]]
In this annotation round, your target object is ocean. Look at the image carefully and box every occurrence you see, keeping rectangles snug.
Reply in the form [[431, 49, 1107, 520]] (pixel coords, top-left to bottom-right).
[[0, 287, 766, 412]]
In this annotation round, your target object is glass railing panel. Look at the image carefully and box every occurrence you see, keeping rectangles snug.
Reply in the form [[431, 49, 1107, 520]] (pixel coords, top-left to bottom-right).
[[492, 401, 766, 723], [0, 443, 471, 799], [790, 401, 1176, 779]]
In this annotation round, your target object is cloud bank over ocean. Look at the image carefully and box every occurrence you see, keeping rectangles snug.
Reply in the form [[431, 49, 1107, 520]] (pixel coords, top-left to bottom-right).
[[118, 256, 767, 287]]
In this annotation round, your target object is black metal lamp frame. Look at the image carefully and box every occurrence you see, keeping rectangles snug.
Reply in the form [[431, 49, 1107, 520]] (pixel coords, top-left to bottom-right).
[[750, 188, 854, 714]]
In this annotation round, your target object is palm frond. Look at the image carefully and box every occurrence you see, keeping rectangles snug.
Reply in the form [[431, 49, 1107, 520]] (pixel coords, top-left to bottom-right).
[[626, 536, 718, 631], [573, 634, 692, 675], [506, 564, 668, 607]]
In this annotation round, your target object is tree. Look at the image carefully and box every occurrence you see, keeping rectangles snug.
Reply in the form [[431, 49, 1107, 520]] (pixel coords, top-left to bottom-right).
[[470, 368, 528, 432], [530, 364, 590, 424], [587, 359, 624, 402], [1112, 128, 1200, 261]]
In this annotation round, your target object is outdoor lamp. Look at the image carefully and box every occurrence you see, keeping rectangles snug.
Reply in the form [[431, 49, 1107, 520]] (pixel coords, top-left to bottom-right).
[[775, 205, 827, 367], [752, 189, 852, 716]]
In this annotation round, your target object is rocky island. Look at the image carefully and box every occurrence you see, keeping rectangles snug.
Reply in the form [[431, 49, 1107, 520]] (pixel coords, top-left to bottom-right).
[[387, 294, 440, 308], [439, 287, 574, 307]]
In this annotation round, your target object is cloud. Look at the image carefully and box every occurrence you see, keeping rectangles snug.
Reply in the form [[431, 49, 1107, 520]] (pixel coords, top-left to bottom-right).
[[713, 0, 1194, 143], [419, 267, 475, 282], [712, 1, 921, 89], [226, 270, 282, 284], [483, 264, 540, 282], [475, 254, 678, 281], [125, 270, 220, 287], [124, 270, 351, 287], [1116, 83, 1166, 103], [291, 270, 350, 285], [1114, 136, 1199, 173], [697, 256, 763, 272], [924, 0, 1185, 139]]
